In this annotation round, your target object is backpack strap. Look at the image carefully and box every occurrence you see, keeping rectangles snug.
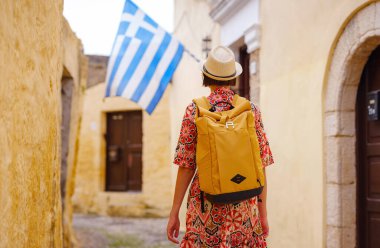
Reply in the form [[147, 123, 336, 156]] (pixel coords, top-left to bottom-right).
[[193, 96, 211, 119]]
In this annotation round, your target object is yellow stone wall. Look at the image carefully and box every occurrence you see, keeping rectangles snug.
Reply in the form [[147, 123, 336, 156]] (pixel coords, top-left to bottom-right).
[[61, 20, 88, 248], [0, 1, 63, 247], [0, 1, 87, 247], [73, 82, 172, 217]]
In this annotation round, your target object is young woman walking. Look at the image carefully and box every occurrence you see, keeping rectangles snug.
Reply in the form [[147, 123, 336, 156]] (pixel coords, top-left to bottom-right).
[[167, 46, 274, 247]]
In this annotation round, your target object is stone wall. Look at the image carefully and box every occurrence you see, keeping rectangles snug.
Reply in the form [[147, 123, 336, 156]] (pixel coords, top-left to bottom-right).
[[61, 19, 88, 248], [0, 1, 64, 247], [0, 1, 87, 247], [87, 55, 108, 88], [324, 2, 380, 247], [73, 58, 172, 218]]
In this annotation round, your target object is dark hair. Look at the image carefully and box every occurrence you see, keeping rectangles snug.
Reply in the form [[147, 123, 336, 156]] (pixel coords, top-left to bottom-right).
[[202, 73, 237, 86]]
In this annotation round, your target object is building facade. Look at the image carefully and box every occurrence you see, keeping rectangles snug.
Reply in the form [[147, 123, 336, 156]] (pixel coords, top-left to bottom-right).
[[73, 56, 173, 218], [0, 1, 87, 247], [172, 0, 380, 247]]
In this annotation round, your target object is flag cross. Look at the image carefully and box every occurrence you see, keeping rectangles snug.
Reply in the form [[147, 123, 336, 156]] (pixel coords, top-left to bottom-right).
[[121, 10, 158, 37]]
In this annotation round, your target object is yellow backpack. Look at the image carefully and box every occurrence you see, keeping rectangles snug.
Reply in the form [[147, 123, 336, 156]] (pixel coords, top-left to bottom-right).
[[193, 94, 265, 207]]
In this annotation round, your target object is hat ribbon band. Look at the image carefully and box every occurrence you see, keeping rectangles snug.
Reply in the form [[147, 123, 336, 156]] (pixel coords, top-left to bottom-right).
[[203, 65, 236, 79]]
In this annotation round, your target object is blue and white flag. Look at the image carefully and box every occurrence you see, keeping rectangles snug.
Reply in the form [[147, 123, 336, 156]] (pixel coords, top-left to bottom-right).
[[105, 0, 184, 114]]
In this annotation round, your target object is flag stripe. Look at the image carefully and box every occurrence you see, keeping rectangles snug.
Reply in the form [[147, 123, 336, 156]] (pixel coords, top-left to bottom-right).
[[131, 32, 172, 102], [137, 37, 179, 108], [121, 29, 166, 99], [116, 28, 154, 95], [105, 36, 131, 96], [117, 22, 130, 35], [110, 38, 140, 96], [123, 0, 137, 14], [146, 44, 184, 114], [143, 15, 158, 28]]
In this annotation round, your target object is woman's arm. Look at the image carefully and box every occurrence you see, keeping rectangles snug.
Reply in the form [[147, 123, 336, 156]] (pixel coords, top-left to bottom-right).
[[167, 167, 195, 244], [258, 168, 269, 237]]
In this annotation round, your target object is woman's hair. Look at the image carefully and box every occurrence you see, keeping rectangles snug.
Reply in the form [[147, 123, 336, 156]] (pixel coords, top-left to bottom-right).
[[202, 73, 237, 86]]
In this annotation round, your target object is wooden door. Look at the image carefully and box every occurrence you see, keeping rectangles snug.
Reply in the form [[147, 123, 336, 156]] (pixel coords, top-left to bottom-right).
[[357, 45, 380, 247], [106, 111, 143, 191]]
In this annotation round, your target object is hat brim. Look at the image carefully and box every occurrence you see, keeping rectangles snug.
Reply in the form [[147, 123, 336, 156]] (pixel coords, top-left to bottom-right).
[[199, 60, 243, 81]]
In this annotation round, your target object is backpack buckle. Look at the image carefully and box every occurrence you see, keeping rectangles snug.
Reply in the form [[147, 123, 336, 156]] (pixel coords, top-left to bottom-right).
[[225, 121, 234, 129]]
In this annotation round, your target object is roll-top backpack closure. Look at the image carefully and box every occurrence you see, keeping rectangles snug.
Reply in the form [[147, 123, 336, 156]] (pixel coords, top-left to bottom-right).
[[192, 93, 265, 205], [193, 94, 252, 122]]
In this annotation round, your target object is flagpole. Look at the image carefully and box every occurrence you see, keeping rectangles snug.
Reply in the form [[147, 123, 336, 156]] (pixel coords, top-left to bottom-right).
[[183, 47, 201, 63]]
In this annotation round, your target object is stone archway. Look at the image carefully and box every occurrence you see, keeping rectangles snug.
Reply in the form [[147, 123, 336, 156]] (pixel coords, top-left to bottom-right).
[[324, 2, 380, 247]]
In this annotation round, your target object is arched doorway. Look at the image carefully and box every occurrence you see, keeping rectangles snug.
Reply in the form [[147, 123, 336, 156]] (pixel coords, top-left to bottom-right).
[[324, 2, 380, 247], [356, 45, 380, 247]]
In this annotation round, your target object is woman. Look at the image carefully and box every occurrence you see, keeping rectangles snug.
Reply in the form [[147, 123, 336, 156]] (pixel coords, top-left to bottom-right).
[[167, 46, 274, 247]]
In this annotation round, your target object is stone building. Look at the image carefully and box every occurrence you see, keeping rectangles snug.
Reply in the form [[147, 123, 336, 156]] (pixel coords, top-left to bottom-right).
[[172, 0, 380, 247], [0, 1, 87, 247], [73, 55, 172, 218]]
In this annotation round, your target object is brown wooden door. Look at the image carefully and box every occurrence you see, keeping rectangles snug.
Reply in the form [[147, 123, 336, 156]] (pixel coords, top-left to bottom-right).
[[106, 111, 142, 191], [357, 45, 380, 247]]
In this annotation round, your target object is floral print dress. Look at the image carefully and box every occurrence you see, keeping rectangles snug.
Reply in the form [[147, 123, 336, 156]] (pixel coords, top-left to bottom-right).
[[174, 87, 274, 248]]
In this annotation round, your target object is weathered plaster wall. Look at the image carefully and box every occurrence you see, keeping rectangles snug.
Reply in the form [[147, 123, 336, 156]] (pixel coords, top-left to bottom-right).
[[0, 2, 87, 247], [61, 19, 88, 248], [260, 0, 369, 247], [73, 81, 172, 217], [0, 1, 63, 247]]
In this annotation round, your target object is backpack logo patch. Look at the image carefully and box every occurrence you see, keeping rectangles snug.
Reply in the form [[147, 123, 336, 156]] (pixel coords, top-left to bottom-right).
[[231, 174, 246, 184]]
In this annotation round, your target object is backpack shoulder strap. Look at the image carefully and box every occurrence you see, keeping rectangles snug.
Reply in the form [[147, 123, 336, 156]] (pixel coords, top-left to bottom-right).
[[192, 96, 212, 119]]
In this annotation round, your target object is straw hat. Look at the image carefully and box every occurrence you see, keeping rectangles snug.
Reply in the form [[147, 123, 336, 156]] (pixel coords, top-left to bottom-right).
[[200, 45, 243, 81]]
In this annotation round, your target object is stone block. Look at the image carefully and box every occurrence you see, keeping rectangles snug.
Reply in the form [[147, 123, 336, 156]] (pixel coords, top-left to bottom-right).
[[326, 136, 355, 183], [341, 183, 356, 226], [344, 17, 361, 49], [325, 74, 342, 112], [326, 225, 342, 248], [376, 2, 380, 27], [342, 225, 356, 248], [325, 137, 340, 184], [341, 161, 356, 185], [327, 183, 342, 226], [339, 22, 358, 54], [356, 3, 376, 37], [340, 85, 358, 111], [339, 136, 356, 164], [338, 111, 355, 136], [325, 111, 355, 137], [325, 112, 339, 137]]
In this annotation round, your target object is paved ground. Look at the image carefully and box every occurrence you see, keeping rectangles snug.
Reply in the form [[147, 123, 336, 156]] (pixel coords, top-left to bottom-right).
[[73, 214, 184, 248]]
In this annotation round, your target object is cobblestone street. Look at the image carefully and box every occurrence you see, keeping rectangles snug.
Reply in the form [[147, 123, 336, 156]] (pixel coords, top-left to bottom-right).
[[73, 214, 183, 248]]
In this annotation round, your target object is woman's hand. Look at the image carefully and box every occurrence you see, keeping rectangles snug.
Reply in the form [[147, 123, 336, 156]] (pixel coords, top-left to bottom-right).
[[167, 167, 195, 244], [260, 215, 269, 238], [167, 212, 180, 244]]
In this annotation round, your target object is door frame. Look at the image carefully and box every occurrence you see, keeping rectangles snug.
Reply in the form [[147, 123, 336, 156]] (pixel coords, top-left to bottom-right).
[[323, 2, 380, 247]]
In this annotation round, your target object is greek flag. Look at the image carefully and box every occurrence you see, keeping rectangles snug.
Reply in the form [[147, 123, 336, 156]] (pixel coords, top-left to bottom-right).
[[105, 0, 184, 114]]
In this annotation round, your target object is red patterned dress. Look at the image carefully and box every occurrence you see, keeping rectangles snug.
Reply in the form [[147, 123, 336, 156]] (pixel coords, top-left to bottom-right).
[[173, 87, 274, 248]]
